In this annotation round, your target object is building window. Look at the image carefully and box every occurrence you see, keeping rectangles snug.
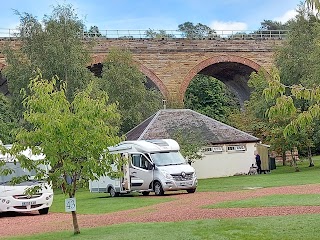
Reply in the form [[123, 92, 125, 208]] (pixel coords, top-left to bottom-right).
[[202, 146, 223, 154], [227, 145, 246, 152]]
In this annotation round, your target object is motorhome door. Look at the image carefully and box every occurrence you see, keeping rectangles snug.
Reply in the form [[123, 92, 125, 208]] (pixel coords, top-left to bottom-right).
[[130, 153, 153, 191]]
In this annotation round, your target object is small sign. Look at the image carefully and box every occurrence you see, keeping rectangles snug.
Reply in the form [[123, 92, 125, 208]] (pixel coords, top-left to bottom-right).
[[65, 198, 76, 212]]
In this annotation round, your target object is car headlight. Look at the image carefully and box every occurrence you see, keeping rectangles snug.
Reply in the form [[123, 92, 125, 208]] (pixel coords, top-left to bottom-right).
[[161, 170, 173, 179]]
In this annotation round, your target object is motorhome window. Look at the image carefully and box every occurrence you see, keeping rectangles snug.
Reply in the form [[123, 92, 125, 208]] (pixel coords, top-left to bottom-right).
[[131, 154, 150, 170], [132, 155, 141, 168], [141, 155, 150, 170], [150, 151, 185, 166], [0, 162, 36, 184]]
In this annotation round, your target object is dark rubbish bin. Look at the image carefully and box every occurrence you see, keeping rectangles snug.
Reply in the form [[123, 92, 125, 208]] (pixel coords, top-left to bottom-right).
[[269, 157, 276, 170]]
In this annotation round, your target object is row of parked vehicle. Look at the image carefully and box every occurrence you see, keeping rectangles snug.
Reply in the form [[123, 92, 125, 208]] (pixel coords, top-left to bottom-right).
[[0, 139, 198, 215]]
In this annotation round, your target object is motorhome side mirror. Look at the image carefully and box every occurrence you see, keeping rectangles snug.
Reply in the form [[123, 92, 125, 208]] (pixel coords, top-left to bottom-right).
[[148, 163, 154, 170]]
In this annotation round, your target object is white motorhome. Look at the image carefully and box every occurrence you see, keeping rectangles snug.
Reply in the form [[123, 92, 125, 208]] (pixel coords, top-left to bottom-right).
[[89, 139, 197, 196], [0, 145, 53, 215]]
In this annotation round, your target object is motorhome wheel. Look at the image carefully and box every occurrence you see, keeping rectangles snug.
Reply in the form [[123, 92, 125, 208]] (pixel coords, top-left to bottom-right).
[[109, 187, 119, 197], [154, 181, 164, 196]]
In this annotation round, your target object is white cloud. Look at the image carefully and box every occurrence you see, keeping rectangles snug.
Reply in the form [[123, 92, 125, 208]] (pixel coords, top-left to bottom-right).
[[209, 21, 248, 35], [273, 9, 297, 23]]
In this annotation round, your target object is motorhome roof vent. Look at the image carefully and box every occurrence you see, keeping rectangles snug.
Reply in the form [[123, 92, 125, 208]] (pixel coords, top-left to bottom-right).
[[146, 139, 169, 147]]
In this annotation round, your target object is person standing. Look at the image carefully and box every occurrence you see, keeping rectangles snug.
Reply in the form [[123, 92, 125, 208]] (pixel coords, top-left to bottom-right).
[[255, 152, 262, 174]]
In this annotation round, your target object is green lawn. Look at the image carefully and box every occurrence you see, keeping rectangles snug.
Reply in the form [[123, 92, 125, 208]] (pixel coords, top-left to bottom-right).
[[205, 194, 320, 208], [50, 189, 174, 214], [6, 214, 320, 240], [5, 157, 320, 240], [198, 157, 320, 192]]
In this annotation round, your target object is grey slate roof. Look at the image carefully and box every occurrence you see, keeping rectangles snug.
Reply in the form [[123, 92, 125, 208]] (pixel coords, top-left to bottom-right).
[[126, 109, 260, 144]]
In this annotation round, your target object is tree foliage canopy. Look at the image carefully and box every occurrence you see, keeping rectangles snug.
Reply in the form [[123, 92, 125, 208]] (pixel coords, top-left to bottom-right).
[[100, 48, 162, 134], [184, 74, 240, 124], [10, 72, 122, 234], [145, 29, 175, 38], [0, 94, 18, 143], [259, 20, 289, 31], [3, 4, 94, 118], [178, 22, 216, 39]]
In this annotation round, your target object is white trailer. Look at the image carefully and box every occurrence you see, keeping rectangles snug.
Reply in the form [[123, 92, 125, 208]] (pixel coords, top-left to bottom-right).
[[89, 139, 198, 196], [0, 145, 53, 214]]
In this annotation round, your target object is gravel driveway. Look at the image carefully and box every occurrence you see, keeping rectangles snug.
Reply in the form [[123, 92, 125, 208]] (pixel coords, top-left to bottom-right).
[[2, 184, 320, 238]]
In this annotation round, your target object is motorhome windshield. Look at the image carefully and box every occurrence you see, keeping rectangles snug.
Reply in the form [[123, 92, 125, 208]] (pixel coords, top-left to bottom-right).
[[150, 151, 186, 166], [0, 162, 37, 184]]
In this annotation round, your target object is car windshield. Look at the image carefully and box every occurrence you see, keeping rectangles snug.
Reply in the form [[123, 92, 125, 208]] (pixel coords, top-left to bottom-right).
[[0, 162, 37, 184], [150, 151, 186, 166]]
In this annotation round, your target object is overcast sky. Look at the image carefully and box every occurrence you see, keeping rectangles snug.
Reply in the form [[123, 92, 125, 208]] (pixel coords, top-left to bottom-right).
[[0, 0, 302, 32]]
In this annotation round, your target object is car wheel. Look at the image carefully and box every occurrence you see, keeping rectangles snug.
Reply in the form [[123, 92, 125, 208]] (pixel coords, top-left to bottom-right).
[[186, 188, 196, 194], [39, 207, 49, 215]]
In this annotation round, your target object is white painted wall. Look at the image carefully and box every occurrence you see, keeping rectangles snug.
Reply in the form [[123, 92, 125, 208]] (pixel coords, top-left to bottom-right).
[[192, 143, 257, 179]]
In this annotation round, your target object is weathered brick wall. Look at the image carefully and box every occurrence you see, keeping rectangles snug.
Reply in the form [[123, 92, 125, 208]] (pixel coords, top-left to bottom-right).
[[0, 38, 281, 105]]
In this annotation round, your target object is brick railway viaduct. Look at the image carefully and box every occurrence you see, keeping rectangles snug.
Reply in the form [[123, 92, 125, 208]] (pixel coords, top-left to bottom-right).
[[0, 38, 282, 106]]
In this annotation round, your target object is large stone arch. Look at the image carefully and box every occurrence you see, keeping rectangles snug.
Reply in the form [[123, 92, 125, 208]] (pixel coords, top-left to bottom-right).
[[90, 54, 168, 98], [137, 64, 168, 99], [179, 55, 264, 104]]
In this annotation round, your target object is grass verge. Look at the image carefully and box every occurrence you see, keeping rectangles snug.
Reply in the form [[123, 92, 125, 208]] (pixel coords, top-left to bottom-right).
[[197, 158, 320, 192], [205, 194, 320, 208], [50, 189, 174, 214], [6, 214, 320, 240]]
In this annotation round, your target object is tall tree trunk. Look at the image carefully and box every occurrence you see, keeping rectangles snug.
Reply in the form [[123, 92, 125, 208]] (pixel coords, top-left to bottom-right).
[[70, 173, 80, 234], [308, 147, 314, 167], [291, 150, 300, 172], [72, 211, 80, 234], [282, 151, 286, 166]]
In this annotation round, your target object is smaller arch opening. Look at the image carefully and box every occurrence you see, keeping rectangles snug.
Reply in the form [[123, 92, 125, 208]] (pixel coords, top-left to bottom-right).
[[199, 62, 256, 105]]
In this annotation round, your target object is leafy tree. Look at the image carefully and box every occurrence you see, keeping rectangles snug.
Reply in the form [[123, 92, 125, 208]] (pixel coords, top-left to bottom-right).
[[100, 48, 162, 134], [306, 0, 320, 13], [0, 94, 18, 143], [3, 4, 94, 119], [228, 70, 271, 142], [233, 69, 316, 167], [255, 20, 290, 38], [184, 74, 240, 124], [172, 129, 204, 164], [275, 4, 320, 86], [259, 20, 289, 31], [11, 72, 122, 234], [267, 1, 320, 164], [145, 29, 175, 38], [178, 22, 216, 39], [264, 70, 319, 168], [84, 25, 102, 37]]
